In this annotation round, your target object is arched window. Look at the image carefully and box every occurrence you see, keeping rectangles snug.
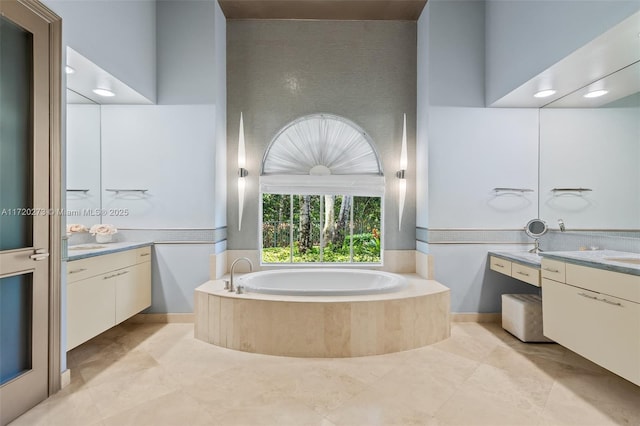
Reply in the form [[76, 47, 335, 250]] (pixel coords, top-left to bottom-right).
[[259, 114, 384, 264]]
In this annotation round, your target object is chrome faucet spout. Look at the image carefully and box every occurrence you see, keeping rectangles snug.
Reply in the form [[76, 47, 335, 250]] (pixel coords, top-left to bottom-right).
[[230, 257, 253, 292], [558, 219, 566, 232]]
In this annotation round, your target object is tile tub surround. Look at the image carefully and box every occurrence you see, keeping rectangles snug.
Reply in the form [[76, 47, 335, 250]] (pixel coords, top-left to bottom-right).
[[195, 276, 450, 357]]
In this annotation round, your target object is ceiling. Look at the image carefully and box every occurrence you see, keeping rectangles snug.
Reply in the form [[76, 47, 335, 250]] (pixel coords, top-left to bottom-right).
[[217, 0, 428, 20]]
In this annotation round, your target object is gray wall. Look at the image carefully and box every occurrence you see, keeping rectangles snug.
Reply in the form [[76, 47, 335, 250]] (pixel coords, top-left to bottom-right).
[[227, 20, 417, 250], [45, 0, 157, 101], [157, 0, 217, 104], [485, 0, 640, 105], [418, 0, 540, 313], [419, 0, 640, 313], [50, 0, 227, 321], [156, 0, 227, 228], [427, 0, 485, 107]]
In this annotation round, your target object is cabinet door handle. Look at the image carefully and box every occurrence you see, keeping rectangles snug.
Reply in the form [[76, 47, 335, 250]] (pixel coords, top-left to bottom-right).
[[600, 298, 623, 307], [543, 267, 559, 273], [117, 271, 129, 276], [578, 292, 623, 307], [104, 274, 118, 280], [140, 253, 150, 257], [578, 292, 598, 301], [69, 268, 87, 274], [495, 263, 505, 268], [516, 271, 530, 277]]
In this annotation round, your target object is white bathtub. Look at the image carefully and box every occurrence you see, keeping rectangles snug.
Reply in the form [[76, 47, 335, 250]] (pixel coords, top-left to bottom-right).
[[236, 268, 407, 296]]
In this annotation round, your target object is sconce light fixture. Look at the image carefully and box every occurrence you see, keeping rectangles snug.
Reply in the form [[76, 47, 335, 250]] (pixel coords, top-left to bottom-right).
[[396, 113, 408, 230], [238, 112, 248, 231]]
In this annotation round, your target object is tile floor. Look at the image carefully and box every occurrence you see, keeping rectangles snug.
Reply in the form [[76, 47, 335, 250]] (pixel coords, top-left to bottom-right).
[[11, 321, 640, 426]]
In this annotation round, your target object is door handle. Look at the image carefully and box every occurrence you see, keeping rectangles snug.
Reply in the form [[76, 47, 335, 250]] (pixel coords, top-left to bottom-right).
[[30, 248, 50, 261]]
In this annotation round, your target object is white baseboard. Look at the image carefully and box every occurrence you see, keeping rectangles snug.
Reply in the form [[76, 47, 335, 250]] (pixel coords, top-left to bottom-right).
[[60, 369, 71, 388]]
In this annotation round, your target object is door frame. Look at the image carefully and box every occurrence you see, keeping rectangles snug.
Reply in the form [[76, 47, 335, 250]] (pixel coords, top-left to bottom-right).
[[9, 0, 63, 395]]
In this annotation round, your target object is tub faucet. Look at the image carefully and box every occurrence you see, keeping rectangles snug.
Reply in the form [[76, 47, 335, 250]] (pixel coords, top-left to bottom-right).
[[558, 218, 566, 232], [230, 257, 253, 292]]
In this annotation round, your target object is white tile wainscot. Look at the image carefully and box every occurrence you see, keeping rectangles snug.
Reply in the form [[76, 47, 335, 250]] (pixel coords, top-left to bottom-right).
[[66, 244, 152, 350]]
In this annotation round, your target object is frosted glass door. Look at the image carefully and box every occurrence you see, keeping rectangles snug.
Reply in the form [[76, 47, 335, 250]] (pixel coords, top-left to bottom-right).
[[0, 2, 51, 423]]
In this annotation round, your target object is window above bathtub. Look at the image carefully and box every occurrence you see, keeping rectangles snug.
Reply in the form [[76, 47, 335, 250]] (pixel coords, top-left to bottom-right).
[[259, 114, 384, 265], [261, 194, 382, 264]]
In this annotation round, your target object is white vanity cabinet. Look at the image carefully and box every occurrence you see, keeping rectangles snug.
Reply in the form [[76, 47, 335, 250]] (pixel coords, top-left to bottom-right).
[[67, 246, 151, 350], [541, 259, 640, 385]]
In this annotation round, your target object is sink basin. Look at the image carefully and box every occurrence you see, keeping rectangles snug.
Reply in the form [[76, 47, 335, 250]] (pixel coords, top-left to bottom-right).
[[68, 245, 107, 251], [604, 257, 640, 265]]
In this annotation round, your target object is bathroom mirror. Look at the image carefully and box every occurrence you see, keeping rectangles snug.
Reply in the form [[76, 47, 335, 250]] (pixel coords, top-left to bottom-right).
[[537, 9, 640, 240], [539, 65, 639, 234], [525, 218, 548, 238], [65, 47, 153, 229], [66, 89, 101, 227], [525, 218, 547, 253]]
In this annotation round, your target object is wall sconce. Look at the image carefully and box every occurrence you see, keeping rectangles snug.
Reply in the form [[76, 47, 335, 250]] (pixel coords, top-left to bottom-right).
[[396, 113, 408, 230], [238, 112, 248, 231]]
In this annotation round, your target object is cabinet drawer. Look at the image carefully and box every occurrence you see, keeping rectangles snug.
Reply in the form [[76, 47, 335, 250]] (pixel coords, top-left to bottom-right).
[[115, 262, 151, 324], [541, 259, 566, 283], [490, 256, 512, 276], [135, 246, 152, 263], [67, 253, 126, 283], [67, 273, 116, 350], [512, 263, 540, 287], [566, 263, 640, 303], [542, 278, 640, 385], [67, 246, 151, 283]]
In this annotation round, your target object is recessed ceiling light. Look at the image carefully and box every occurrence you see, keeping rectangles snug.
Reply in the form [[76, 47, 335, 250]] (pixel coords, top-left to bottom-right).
[[92, 88, 115, 97], [534, 89, 556, 98], [65, 66, 75, 74], [584, 90, 609, 98]]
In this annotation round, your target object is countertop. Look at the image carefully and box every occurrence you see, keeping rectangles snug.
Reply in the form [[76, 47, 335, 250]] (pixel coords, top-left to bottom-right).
[[489, 251, 542, 268], [67, 241, 153, 261], [540, 250, 640, 276]]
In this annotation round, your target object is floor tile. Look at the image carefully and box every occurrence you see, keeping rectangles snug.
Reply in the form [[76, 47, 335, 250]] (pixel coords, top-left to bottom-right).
[[10, 322, 640, 426], [433, 364, 544, 425]]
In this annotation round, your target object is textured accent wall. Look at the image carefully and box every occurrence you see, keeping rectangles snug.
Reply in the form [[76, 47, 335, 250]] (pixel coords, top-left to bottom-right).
[[227, 20, 417, 250]]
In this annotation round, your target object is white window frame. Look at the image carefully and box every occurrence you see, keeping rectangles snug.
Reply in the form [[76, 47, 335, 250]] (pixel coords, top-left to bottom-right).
[[259, 193, 384, 266]]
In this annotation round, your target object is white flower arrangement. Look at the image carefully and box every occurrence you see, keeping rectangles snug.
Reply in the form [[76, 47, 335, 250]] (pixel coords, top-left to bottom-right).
[[89, 224, 118, 236], [66, 223, 88, 236]]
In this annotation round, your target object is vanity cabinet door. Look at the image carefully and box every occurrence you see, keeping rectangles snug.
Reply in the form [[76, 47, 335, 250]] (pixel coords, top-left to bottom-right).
[[542, 278, 640, 385], [67, 273, 116, 350], [67, 246, 152, 350], [115, 262, 151, 324]]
